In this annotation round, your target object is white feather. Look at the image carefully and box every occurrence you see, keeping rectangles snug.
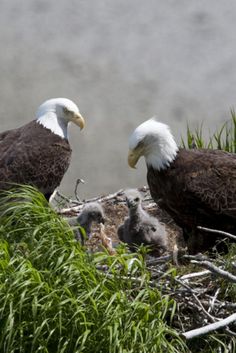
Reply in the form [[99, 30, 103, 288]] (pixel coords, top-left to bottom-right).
[[36, 98, 80, 139], [129, 117, 179, 170]]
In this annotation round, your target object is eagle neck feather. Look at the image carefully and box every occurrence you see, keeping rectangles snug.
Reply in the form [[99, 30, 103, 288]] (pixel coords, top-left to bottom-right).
[[36, 112, 68, 139], [145, 135, 179, 171]]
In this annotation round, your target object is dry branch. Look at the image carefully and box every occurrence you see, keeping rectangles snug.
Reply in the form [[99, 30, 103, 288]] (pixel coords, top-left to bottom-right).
[[190, 259, 236, 283], [198, 226, 236, 241], [208, 288, 220, 314], [74, 178, 85, 202], [58, 189, 125, 214], [178, 270, 210, 281], [182, 313, 236, 340]]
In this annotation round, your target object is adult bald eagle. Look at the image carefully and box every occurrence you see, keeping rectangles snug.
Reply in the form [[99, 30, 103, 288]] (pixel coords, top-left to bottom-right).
[[128, 118, 236, 253], [0, 98, 85, 201]]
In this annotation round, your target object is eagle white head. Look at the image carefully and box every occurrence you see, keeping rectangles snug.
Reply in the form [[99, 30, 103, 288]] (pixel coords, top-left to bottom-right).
[[36, 98, 85, 139], [128, 118, 179, 170]]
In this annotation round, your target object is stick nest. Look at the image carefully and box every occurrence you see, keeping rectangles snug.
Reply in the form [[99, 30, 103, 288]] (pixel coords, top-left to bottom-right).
[[54, 186, 236, 341]]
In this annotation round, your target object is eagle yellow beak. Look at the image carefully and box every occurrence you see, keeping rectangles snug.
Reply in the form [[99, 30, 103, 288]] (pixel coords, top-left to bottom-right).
[[72, 112, 85, 130], [128, 149, 140, 169]]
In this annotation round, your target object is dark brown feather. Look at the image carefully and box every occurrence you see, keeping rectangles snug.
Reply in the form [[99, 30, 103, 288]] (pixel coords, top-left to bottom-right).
[[147, 148, 236, 253], [0, 121, 71, 199]]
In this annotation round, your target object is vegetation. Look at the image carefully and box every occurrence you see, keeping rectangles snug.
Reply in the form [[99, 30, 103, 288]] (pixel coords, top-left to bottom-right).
[[1, 113, 236, 352], [0, 186, 186, 353], [181, 109, 236, 152]]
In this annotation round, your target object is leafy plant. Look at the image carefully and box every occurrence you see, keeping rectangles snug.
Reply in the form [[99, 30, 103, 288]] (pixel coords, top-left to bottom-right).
[[182, 110, 236, 152], [0, 185, 186, 353]]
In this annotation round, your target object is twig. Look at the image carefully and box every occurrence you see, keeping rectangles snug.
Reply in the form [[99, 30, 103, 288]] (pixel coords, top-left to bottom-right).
[[103, 272, 156, 287], [74, 178, 85, 202], [183, 254, 208, 261], [182, 313, 236, 340], [92, 189, 124, 203], [59, 189, 124, 214], [80, 189, 124, 204], [146, 255, 172, 266], [49, 188, 58, 204], [198, 226, 236, 241], [174, 277, 217, 322], [191, 260, 236, 283], [146, 248, 188, 267], [225, 328, 236, 337], [208, 288, 220, 313], [51, 189, 80, 207], [178, 270, 210, 281], [219, 302, 236, 310], [57, 190, 79, 204]]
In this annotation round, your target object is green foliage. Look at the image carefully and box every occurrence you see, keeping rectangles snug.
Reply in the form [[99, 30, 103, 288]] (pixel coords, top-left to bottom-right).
[[218, 242, 236, 302], [182, 110, 236, 152], [0, 185, 187, 353]]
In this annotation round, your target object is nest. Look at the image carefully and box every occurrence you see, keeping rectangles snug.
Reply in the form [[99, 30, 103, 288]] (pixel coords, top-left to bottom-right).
[[54, 186, 236, 341]]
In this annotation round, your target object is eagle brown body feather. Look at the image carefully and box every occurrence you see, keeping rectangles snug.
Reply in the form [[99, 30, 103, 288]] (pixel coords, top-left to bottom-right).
[[0, 121, 71, 200], [147, 148, 236, 253]]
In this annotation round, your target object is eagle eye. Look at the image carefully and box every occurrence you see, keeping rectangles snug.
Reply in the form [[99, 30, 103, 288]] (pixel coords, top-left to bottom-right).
[[134, 197, 140, 202], [63, 106, 70, 114]]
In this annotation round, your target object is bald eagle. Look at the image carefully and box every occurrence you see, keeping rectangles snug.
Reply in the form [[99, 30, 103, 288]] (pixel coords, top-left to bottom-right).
[[128, 118, 236, 253], [0, 98, 85, 201]]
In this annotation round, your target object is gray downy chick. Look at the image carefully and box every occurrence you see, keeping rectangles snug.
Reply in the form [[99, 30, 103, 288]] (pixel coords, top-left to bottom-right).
[[68, 202, 105, 244], [118, 189, 167, 255]]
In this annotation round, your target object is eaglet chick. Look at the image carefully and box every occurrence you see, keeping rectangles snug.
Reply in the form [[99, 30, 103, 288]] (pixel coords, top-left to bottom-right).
[[68, 202, 105, 244], [118, 189, 167, 255]]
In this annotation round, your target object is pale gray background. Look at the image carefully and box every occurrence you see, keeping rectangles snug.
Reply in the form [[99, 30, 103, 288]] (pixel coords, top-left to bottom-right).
[[1, 0, 236, 198]]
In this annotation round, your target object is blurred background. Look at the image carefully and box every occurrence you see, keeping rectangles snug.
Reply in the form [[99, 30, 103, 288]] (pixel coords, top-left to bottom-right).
[[1, 0, 236, 198]]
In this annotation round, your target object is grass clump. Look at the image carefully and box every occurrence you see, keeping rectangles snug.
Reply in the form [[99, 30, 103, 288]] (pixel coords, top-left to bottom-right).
[[181, 110, 236, 151], [0, 185, 186, 353]]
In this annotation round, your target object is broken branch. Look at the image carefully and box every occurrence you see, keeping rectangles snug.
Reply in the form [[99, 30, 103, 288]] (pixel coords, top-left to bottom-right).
[[182, 313, 236, 340], [198, 226, 236, 241], [190, 259, 236, 283]]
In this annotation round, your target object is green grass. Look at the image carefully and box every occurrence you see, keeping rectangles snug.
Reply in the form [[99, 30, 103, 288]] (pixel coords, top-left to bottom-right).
[[181, 110, 236, 152], [0, 185, 186, 353], [1, 111, 236, 353]]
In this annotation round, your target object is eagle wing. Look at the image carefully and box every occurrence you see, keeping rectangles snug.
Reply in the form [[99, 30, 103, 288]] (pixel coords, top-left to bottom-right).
[[148, 148, 236, 222], [0, 127, 23, 177], [182, 149, 236, 218], [0, 122, 71, 195]]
